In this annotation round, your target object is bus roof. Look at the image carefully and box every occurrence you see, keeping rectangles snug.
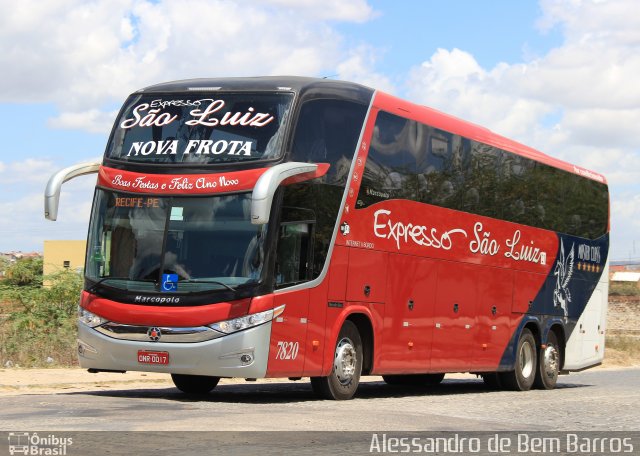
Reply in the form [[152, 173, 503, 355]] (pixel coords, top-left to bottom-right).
[[136, 76, 606, 185], [138, 76, 374, 101], [372, 91, 607, 185]]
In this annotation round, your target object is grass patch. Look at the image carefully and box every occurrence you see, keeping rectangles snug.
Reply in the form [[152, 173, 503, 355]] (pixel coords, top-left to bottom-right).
[[0, 271, 81, 368], [604, 336, 640, 366], [609, 282, 640, 297]]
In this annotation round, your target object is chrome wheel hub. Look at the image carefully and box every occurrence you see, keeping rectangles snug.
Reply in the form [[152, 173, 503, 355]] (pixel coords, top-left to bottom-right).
[[543, 345, 559, 378], [334, 337, 357, 385], [520, 340, 534, 378]]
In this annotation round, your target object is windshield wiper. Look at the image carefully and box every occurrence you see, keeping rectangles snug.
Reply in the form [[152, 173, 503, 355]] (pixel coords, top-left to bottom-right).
[[88, 277, 156, 293], [180, 279, 237, 292]]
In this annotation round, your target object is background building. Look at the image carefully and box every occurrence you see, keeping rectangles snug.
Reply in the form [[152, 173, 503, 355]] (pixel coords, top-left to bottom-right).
[[0, 251, 41, 278], [43, 240, 86, 276], [610, 260, 640, 290]]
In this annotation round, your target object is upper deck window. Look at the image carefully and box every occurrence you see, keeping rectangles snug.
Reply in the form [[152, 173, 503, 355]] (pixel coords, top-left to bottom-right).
[[357, 110, 609, 240], [106, 92, 294, 165]]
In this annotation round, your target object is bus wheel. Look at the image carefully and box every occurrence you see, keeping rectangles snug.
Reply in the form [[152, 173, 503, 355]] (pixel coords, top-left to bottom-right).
[[171, 374, 220, 395], [311, 321, 362, 400], [382, 374, 445, 386], [499, 328, 537, 391], [534, 331, 560, 390]]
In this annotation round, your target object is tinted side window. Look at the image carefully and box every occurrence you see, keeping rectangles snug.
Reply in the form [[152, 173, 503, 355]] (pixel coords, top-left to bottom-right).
[[356, 110, 608, 240], [283, 99, 367, 281], [418, 130, 470, 210], [357, 111, 423, 207], [466, 141, 501, 218], [500, 152, 536, 225], [291, 99, 367, 186]]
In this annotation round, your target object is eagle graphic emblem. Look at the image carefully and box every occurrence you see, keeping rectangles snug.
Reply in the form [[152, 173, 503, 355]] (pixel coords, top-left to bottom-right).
[[553, 240, 575, 316]]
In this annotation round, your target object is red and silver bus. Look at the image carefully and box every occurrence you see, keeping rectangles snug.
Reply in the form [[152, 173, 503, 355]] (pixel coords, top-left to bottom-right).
[[45, 77, 609, 399]]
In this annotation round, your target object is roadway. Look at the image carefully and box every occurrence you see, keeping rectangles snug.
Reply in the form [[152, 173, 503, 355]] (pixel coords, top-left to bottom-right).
[[1, 368, 638, 454]]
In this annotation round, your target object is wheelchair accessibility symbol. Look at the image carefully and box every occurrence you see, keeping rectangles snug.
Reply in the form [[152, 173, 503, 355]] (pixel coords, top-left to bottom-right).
[[161, 273, 179, 292]]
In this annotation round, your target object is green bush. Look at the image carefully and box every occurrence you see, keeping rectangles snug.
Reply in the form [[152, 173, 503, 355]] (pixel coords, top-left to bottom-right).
[[3, 257, 43, 287], [0, 269, 82, 367]]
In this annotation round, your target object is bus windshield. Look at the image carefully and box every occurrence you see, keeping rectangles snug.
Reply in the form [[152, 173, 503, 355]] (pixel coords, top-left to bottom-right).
[[106, 92, 294, 165], [85, 190, 267, 294]]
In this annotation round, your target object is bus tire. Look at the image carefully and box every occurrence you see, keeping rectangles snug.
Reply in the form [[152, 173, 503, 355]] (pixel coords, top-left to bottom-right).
[[171, 374, 220, 395], [382, 373, 445, 386], [311, 320, 362, 400], [499, 328, 537, 391], [534, 331, 560, 390]]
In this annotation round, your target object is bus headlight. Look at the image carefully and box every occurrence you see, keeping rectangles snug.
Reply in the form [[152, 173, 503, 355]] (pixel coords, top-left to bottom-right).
[[78, 306, 109, 328], [209, 305, 285, 335]]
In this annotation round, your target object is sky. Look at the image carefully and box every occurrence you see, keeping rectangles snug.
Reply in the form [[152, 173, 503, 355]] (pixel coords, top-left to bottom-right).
[[0, 0, 638, 262]]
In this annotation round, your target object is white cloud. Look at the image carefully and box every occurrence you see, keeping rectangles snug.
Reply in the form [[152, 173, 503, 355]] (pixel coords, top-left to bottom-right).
[[0, 0, 376, 119], [336, 45, 396, 94], [560, 108, 640, 148], [502, 46, 640, 110], [0, 162, 96, 252], [0, 0, 135, 107], [407, 48, 553, 140], [406, 4, 640, 180], [405, 0, 640, 260], [48, 109, 119, 134], [611, 192, 640, 260], [537, 0, 640, 48], [0, 159, 58, 184], [261, 0, 376, 23]]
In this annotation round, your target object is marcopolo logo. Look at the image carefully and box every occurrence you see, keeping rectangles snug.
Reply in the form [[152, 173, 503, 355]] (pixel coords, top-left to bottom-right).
[[8, 432, 72, 455]]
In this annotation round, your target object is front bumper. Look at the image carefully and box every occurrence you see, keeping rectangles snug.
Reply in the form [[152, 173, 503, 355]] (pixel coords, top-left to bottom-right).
[[77, 321, 272, 378]]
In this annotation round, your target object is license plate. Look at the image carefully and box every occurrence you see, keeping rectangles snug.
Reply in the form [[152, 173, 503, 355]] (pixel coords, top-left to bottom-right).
[[137, 350, 169, 365]]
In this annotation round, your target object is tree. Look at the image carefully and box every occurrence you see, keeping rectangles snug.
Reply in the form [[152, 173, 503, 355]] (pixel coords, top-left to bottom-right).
[[4, 257, 43, 287], [0, 257, 9, 277]]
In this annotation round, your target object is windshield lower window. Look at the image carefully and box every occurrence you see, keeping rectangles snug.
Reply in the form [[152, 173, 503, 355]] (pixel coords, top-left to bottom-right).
[[86, 190, 267, 295]]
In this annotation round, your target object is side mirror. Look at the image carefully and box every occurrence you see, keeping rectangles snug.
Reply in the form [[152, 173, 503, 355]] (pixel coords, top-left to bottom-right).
[[251, 162, 319, 225], [44, 162, 101, 221]]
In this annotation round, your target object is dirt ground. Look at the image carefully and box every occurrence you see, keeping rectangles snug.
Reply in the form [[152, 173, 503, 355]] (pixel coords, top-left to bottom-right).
[[0, 368, 457, 396], [1, 354, 636, 397], [0, 368, 174, 395]]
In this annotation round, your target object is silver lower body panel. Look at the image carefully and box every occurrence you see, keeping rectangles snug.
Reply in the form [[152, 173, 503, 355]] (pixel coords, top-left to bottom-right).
[[77, 321, 272, 378]]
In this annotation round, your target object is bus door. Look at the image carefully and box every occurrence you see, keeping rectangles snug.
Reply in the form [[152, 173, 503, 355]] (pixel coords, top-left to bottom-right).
[[268, 219, 314, 376], [430, 262, 478, 371], [270, 289, 309, 376], [565, 288, 607, 369], [377, 254, 436, 372]]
